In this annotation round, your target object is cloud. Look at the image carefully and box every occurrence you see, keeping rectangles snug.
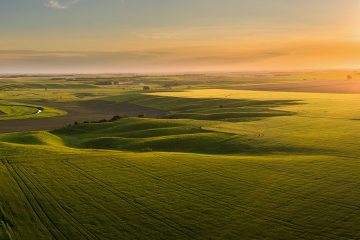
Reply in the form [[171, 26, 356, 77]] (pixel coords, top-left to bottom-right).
[[45, 0, 80, 9], [1, 40, 359, 73], [0, 48, 289, 74]]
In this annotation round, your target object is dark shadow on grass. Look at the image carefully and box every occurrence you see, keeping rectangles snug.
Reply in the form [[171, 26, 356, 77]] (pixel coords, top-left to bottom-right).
[[52, 117, 318, 156], [113, 94, 304, 122]]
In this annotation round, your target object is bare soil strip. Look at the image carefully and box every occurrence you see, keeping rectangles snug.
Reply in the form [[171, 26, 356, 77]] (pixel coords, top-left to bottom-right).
[[0, 100, 167, 133]]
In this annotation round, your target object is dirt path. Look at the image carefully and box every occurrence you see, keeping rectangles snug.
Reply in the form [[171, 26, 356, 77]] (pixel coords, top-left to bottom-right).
[[0, 100, 167, 133]]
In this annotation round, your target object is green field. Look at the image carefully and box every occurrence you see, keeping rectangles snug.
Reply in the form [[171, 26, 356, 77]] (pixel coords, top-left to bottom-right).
[[0, 101, 64, 121], [0, 72, 360, 239]]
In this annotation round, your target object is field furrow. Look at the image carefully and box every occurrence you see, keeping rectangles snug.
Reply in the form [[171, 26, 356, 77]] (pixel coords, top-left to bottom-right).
[[16, 165, 99, 240], [62, 160, 201, 239], [3, 160, 66, 240]]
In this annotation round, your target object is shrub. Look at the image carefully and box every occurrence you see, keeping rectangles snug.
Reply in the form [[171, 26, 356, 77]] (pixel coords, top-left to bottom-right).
[[110, 115, 122, 122], [141, 147, 153, 152], [164, 115, 177, 119]]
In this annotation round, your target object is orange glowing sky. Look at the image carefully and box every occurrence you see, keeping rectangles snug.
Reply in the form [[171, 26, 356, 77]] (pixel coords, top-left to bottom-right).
[[0, 0, 359, 73]]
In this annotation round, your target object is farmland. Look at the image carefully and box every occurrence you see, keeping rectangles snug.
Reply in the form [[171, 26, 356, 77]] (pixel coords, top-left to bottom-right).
[[0, 71, 360, 239]]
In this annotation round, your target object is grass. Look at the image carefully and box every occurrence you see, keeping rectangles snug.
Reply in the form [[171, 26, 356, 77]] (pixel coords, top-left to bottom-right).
[[1, 142, 360, 240], [0, 72, 360, 239], [107, 93, 300, 122], [107, 89, 360, 158], [0, 132, 64, 146], [0, 101, 65, 120], [49, 118, 314, 155]]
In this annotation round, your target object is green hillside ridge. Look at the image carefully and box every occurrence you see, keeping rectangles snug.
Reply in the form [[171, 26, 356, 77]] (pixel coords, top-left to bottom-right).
[[107, 93, 300, 122], [0, 132, 64, 146], [0, 101, 65, 120], [0, 75, 359, 240], [48, 117, 317, 155], [0, 138, 358, 240]]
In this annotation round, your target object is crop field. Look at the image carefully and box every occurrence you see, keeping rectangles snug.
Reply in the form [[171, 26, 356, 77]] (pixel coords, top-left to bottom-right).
[[0, 100, 64, 121], [0, 71, 360, 239]]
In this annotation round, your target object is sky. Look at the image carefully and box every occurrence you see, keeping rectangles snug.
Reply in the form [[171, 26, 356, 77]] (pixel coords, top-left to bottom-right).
[[0, 0, 359, 73]]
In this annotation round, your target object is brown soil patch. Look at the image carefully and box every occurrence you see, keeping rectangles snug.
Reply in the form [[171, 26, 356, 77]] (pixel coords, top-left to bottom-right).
[[0, 100, 167, 133]]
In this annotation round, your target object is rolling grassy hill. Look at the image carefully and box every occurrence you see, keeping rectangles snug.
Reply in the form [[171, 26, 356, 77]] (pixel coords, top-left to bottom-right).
[[1, 134, 360, 239], [108, 89, 360, 158], [1, 84, 360, 239], [48, 117, 314, 155], [107, 92, 300, 122], [0, 101, 65, 120]]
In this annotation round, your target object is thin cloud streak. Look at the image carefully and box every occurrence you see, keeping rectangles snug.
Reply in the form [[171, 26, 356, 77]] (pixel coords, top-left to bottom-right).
[[0, 40, 358, 73], [45, 0, 80, 9]]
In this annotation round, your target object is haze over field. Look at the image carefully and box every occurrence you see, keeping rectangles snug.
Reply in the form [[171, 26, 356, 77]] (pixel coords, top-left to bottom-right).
[[1, 0, 360, 73]]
